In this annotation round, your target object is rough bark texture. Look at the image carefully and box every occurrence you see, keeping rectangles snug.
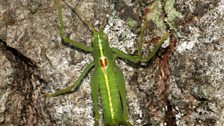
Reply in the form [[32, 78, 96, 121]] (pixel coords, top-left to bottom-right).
[[0, 0, 223, 126]]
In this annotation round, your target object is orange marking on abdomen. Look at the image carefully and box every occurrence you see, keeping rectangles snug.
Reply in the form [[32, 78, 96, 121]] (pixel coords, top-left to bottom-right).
[[100, 57, 108, 68]]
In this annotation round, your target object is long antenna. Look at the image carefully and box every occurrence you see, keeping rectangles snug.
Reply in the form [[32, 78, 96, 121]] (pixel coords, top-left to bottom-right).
[[100, 0, 111, 30], [62, 0, 97, 32]]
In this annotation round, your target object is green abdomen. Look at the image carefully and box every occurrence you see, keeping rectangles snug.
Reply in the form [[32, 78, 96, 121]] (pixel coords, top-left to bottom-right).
[[98, 66, 123, 125]]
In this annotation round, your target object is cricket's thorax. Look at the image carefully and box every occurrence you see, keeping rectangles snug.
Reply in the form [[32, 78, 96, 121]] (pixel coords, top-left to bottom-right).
[[98, 37, 108, 68], [92, 31, 112, 68]]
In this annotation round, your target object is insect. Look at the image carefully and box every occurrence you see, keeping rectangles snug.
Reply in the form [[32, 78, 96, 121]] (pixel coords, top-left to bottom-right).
[[46, 0, 170, 125]]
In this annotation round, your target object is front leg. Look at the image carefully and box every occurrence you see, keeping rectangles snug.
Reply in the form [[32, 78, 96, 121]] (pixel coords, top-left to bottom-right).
[[46, 61, 95, 97], [112, 33, 170, 63], [54, 0, 93, 52]]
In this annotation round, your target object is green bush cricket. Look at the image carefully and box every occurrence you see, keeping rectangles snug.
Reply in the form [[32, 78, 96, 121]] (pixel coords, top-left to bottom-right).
[[46, 0, 170, 125]]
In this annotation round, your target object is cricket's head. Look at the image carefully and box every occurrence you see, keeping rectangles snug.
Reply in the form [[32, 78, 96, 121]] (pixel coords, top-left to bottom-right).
[[92, 29, 109, 49]]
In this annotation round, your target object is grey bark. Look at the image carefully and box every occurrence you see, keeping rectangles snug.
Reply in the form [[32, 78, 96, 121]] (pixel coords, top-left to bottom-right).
[[0, 0, 223, 126]]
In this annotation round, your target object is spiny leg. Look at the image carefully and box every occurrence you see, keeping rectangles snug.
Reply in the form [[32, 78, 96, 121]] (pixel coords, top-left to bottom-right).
[[112, 12, 170, 63], [54, 0, 93, 52], [112, 32, 170, 63], [90, 70, 100, 126], [46, 61, 95, 97]]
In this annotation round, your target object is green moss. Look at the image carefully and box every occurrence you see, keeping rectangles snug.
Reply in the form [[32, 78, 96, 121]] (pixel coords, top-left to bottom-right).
[[145, 0, 182, 33], [146, 0, 166, 30], [165, 0, 183, 32], [127, 18, 137, 29]]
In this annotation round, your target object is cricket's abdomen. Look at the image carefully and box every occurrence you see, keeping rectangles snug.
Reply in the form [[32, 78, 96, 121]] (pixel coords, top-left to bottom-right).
[[98, 65, 123, 125]]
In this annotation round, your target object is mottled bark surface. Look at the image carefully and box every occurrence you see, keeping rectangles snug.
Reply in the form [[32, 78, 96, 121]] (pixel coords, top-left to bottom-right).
[[0, 0, 223, 126]]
